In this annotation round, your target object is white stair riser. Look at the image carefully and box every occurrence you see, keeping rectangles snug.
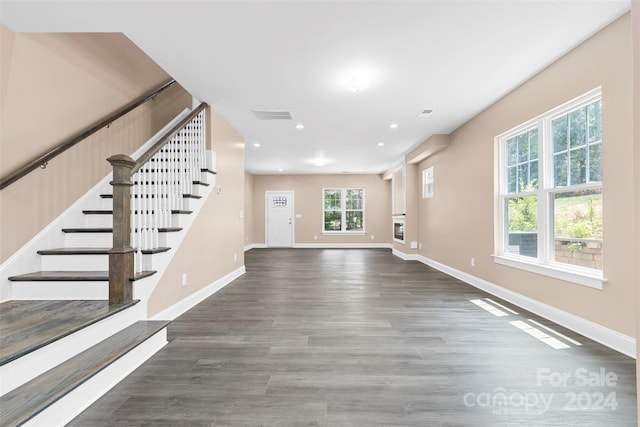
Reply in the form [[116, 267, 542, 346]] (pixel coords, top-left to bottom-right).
[[41, 254, 108, 271], [83, 211, 188, 229], [201, 171, 216, 186], [100, 198, 112, 210], [65, 231, 176, 249], [0, 303, 144, 395], [12, 281, 107, 300], [182, 198, 197, 211], [65, 232, 113, 247], [171, 213, 186, 227], [83, 215, 112, 228], [139, 251, 171, 272]]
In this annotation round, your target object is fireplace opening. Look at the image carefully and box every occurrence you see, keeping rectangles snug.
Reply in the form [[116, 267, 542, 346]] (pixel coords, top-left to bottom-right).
[[393, 219, 405, 242]]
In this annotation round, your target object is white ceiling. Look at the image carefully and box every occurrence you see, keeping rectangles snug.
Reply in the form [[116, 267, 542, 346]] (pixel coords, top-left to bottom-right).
[[1, 0, 630, 175]]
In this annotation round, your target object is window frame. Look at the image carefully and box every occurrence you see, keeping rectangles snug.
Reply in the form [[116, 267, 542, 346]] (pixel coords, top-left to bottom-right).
[[494, 88, 605, 289], [422, 166, 434, 199], [322, 187, 366, 234]]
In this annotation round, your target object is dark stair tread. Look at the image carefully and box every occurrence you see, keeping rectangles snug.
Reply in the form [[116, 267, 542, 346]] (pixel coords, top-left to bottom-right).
[[62, 228, 112, 233], [37, 247, 111, 255], [37, 247, 171, 255], [0, 299, 139, 366], [83, 210, 192, 215], [8, 271, 156, 282], [82, 210, 113, 215], [140, 247, 171, 255], [62, 227, 183, 233], [201, 168, 217, 175], [0, 320, 169, 426]]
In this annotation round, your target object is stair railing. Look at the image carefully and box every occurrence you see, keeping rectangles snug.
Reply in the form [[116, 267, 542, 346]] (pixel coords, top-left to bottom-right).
[[0, 79, 177, 190], [107, 102, 207, 304]]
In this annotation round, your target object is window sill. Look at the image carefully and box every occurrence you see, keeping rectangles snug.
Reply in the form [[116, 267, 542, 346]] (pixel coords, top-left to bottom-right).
[[322, 231, 366, 236], [492, 254, 606, 290]]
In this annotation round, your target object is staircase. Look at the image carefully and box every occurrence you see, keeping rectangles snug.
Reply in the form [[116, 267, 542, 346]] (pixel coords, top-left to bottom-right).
[[0, 104, 215, 426]]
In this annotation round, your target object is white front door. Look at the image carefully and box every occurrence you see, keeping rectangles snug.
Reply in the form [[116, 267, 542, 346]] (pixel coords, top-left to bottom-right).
[[266, 191, 294, 247]]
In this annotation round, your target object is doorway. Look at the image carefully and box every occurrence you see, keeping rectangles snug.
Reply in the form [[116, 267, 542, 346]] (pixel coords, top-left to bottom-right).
[[265, 191, 294, 247]]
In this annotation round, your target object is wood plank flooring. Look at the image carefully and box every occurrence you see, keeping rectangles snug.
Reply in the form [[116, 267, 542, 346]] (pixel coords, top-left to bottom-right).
[[69, 248, 637, 426]]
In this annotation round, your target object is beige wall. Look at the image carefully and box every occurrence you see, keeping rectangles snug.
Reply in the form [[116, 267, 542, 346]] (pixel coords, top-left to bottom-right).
[[244, 172, 255, 247], [250, 174, 391, 245], [147, 106, 245, 316], [416, 14, 635, 337], [0, 27, 191, 263]]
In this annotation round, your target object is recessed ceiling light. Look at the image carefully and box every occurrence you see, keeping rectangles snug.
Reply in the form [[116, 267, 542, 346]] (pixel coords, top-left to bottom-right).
[[295, 123, 304, 129], [278, 168, 284, 172], [253, 143, 261, 147], [344, 68, 375, 93], [377, 142, 384, 147], [389, 123, 398, 129], [314, 160, 325, 167]]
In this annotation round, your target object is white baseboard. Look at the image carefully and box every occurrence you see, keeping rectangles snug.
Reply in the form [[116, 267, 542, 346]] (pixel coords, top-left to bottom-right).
[[392, 249, 636, 359], [293, 243, 393, 249], [244, 243, 267, 251], [246, 243, 392, 250], [150, 266, 245, 321], [24, 328, 168, 427]]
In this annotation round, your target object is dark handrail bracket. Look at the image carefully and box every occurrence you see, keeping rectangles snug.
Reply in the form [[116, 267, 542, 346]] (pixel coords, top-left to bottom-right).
[[0, 79, 177, 190]]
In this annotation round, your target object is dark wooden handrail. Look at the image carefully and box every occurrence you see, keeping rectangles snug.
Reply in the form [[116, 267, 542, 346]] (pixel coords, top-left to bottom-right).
[[107, 102, 208, 304], [132, 102, 207, 174], [0, 79, 177, 190]]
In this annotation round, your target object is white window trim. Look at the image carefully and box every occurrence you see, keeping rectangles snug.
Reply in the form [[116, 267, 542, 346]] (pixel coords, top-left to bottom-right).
[[494, 88, 605, 288], [422, 166, 434, 199], [492, 254, 606, 289], [322, 187, 366, 235]]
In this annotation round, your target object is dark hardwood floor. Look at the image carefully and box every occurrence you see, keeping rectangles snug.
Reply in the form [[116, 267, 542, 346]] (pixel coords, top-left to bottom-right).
[[69, 248, 637, 426]]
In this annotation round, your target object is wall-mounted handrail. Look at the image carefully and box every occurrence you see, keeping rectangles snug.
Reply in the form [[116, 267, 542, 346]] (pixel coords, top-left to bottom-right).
[[0, 79, 177, 190]]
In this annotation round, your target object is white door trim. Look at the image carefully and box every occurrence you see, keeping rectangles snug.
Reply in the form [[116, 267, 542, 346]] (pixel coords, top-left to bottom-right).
[[265, 191, 295, 247]]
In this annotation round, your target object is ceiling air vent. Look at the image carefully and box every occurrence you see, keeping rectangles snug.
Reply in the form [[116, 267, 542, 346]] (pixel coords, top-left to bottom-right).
[[417, 109, 434, 118], [253, 109, 294, 120]]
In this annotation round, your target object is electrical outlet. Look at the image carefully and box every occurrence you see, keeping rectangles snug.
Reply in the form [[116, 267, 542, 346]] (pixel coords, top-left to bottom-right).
[[370, 235, 375, 240], [314, 235, 318, 240], [234, 253, 237, 262], [181, 273, 187, 286], [471, 258, 475, 267]]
